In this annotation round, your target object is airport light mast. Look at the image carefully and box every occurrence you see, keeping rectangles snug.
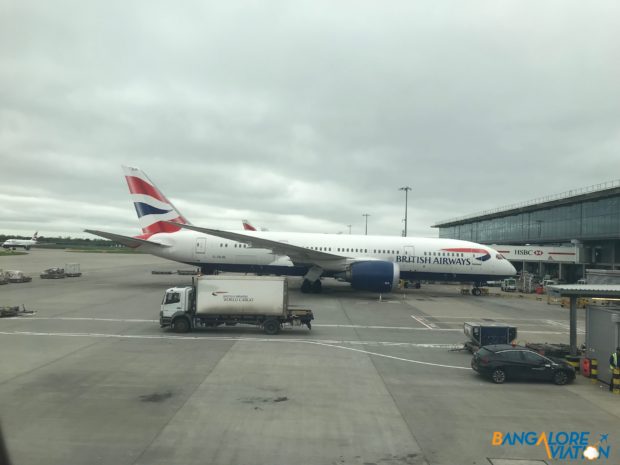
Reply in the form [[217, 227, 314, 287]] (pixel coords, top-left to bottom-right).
[[399, 186, 412, 237], [362, 214, 370, 235]]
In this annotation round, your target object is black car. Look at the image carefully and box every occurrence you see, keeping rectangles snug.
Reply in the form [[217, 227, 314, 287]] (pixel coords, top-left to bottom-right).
[[471, 344, 576, 385]]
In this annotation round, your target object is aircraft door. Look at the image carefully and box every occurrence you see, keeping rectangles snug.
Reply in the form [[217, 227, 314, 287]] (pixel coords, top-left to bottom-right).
[[403, 246, 415, 270], [195, 238, 206, 255]]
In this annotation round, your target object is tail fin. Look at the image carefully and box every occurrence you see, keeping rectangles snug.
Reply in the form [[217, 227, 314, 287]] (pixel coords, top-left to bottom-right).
[[32, 232, 38, 241], [122, 166, 190, 236], [242, 220, 257, 231]]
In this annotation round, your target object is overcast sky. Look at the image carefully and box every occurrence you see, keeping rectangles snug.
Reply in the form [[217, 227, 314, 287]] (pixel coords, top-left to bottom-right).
[[1, 1, 619, 239]]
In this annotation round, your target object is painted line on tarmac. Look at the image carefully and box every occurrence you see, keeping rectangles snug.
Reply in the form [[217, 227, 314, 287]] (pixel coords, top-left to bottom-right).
[[3, 318, 572, 335], [9, 317, 452, 331], [305, 341, 470, 370], [410, 315, 437, 329], [0, 330, 458, 348], [545, 319, 586, 334], [0, 330, 470, 370]]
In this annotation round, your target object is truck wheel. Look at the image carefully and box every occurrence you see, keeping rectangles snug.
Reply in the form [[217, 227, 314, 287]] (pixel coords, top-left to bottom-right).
[[263, 319, 280, 335], [172, 317, 190, 333]]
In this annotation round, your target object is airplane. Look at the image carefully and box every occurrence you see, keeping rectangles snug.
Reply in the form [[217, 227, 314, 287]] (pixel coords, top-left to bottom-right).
[[2, 232, 39, 250], [242, 220, 257, 231], [242, 219, 268, 231], [86, 166, 516, 295]]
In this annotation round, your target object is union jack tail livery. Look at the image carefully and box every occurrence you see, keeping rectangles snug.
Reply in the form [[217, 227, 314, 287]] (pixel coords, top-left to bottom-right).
[[122, 166, 190, 237], [242, 220, 257, 231]]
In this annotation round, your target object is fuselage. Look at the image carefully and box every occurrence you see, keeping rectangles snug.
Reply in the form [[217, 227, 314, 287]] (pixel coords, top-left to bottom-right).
[[2, 238, 36, 249], [141, 230, 516, 282]]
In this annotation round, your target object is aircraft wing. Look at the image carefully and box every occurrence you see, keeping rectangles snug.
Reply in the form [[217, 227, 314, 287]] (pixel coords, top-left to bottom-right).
[[167, 222, 343, 263], [84, 229, 170, 249]]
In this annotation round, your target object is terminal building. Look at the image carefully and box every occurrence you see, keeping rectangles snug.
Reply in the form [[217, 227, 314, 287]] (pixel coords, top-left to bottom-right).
[[433, 181, 620, 283]]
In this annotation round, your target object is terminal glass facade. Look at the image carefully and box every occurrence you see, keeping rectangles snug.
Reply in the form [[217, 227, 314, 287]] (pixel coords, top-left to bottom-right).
[[438, 195, 620, 244]]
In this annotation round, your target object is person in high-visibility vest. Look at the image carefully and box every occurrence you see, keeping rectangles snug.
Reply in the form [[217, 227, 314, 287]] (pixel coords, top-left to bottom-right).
[[609, 347, 620, 391]]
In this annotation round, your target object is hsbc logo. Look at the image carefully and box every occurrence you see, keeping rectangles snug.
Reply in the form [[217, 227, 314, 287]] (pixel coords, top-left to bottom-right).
[[514, 249, 544, 256]]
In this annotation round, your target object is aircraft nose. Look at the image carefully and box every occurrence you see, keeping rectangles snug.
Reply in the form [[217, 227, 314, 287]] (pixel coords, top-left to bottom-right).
[[504, 260, 517, 276]]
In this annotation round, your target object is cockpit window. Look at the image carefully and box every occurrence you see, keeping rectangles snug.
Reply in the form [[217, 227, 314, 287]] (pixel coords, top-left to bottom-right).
[[496, 254, 505, 260]]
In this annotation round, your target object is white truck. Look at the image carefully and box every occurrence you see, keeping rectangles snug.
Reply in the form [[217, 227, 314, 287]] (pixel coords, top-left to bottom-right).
[[160, 276, 314, 335]]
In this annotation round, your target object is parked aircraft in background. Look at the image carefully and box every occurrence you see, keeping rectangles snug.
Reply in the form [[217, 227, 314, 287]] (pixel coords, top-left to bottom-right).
[[2, 232, 38, 250], [242, 220, 257, 231], [242, 220, 268, 231], [86, 166, 516, 294]]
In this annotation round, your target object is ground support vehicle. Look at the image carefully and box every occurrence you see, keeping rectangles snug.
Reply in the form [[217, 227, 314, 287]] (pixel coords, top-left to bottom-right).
[[5, 270, 32, 283], [40, 267, 66, 279], [160, 276, 313, 335], [501, 278, 516, 292], [64, 263, 82, 277], [471, 344, 576, 385], [463, 322, 517, 353], [0, 305, 33, 318]]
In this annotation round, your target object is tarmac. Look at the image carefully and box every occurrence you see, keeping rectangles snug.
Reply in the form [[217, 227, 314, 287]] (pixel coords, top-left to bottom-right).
[[1, 249, 619, 465]]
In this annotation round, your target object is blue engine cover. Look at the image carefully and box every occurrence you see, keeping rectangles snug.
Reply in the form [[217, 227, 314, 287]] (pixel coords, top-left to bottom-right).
[[349, 261, 400, 292]]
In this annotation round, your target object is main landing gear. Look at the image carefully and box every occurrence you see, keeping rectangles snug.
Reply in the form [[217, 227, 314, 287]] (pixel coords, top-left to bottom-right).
[[471, 282, 483, 296], [301, 279, 322, 294]]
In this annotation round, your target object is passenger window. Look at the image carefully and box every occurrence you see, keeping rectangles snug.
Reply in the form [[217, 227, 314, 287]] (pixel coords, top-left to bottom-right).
[[499, 351, 521, 362], [521, 351, 546, 365]]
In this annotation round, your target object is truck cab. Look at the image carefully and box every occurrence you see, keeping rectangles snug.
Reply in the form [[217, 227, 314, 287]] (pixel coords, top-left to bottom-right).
[[160, 286, 194, 328]]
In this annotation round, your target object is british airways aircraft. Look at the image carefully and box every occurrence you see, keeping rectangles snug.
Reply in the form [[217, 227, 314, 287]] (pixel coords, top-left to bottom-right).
[[2, 232, 38, 250], [86, 166, 516, 295]]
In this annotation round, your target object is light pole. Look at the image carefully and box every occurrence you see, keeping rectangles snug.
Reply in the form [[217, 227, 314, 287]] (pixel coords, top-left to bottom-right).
[[398, 186, 412, 237], [347, 224, 352, 234], [362, 214, 370, 235]]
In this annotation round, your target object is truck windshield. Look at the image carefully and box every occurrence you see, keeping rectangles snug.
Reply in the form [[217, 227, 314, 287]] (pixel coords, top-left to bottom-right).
[[164, 292, 180, 304]]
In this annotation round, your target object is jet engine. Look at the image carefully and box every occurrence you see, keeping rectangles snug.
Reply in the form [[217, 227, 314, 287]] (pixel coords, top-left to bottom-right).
[[342, 261, 400, 293]]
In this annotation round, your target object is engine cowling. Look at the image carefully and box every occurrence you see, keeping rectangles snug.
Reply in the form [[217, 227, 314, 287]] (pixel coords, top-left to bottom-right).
[[345, 261, 400, 292]]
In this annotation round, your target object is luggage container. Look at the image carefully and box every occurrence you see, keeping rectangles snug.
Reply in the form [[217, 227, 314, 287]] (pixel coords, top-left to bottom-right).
[[463, 321, 518, 352]]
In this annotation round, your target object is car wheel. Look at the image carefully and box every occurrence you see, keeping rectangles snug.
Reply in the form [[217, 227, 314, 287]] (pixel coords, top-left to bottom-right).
[[491, 368, 506, 384], [553, 371, 569, 385]]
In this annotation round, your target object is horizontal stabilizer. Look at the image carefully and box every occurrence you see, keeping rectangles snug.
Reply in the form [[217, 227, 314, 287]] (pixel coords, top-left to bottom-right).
[[84, 229, 169, 249]]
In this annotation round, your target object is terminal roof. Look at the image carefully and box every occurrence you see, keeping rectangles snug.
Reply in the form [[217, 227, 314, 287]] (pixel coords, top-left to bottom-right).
[[547, 284, 620, 298]]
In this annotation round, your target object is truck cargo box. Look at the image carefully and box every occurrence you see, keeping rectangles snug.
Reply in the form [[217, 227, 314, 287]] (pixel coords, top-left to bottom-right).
[[64, 263, 82, 277], [195, 276, 287, 316]]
